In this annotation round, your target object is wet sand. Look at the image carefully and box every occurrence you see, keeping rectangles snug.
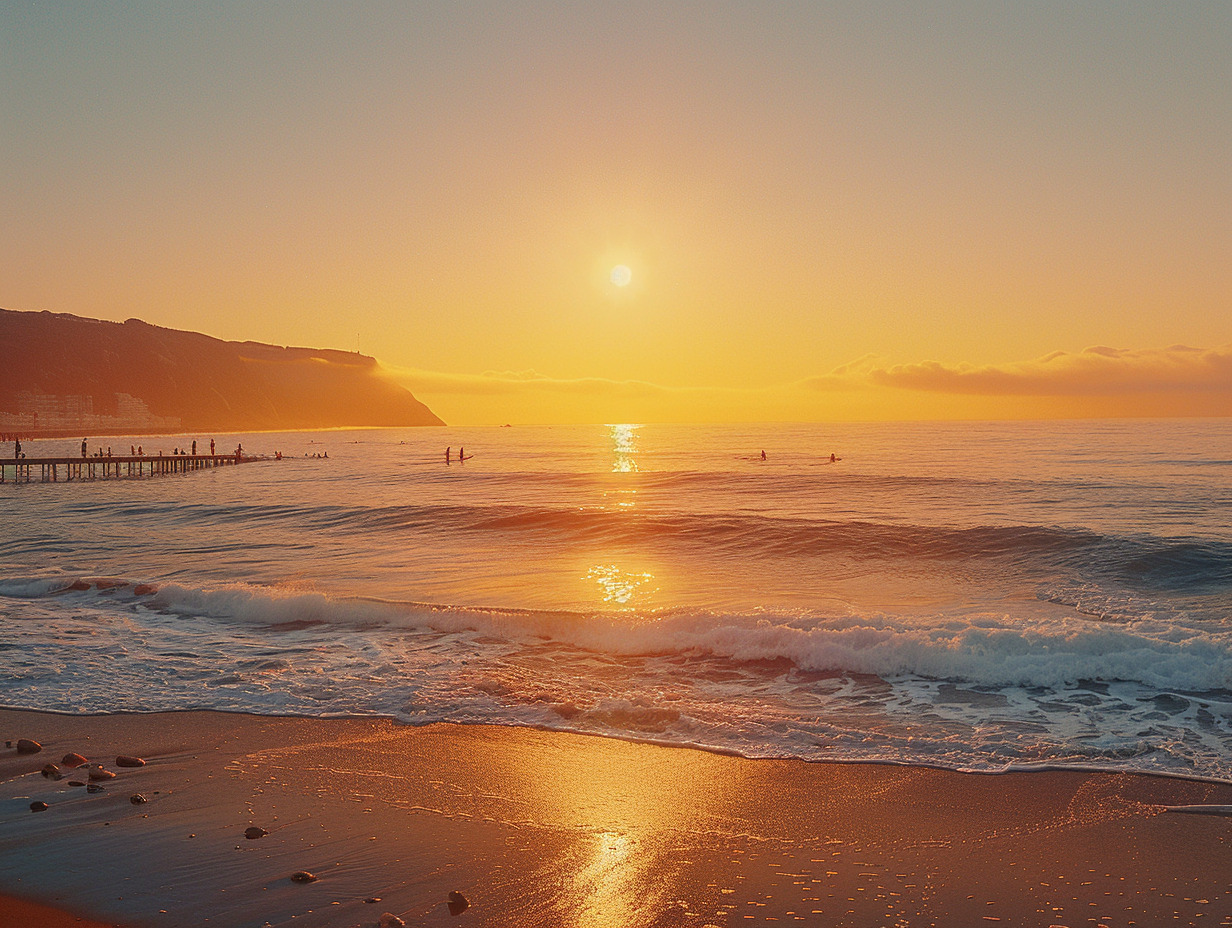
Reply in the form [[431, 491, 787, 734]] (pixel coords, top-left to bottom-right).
[[2, 708, 1231, 928]]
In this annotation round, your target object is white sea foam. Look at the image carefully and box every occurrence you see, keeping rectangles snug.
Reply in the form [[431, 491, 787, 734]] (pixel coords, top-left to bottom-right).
[[3, 571, 1231, 781]]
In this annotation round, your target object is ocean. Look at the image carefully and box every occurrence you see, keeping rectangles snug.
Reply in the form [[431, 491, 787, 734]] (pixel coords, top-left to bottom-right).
[[3, 419, 1231, 781]]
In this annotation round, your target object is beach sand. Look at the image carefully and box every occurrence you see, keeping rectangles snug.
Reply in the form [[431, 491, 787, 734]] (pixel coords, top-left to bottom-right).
[[2, 709, 1231, 928]]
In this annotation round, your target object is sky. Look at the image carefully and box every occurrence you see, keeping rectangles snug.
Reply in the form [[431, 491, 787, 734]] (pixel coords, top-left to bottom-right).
[[2, 2, 1230, 424]]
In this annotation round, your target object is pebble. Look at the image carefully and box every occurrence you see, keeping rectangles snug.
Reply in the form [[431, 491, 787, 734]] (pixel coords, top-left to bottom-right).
[[116, 755, 146, 768], [245, 827, 268, 840], [68, 780, 86, 787], [290, 871, 319, 884], [378, 914, 406, 928], [62, 752, 89, 767], [87, 784, 105, 794], [130, 794, 148, 804], [88, 765, 116, 781], [30, 801, 48, 812], [41, 764, 64, 780], [447, 890, 469, 915], [16, 739, 42, 754]]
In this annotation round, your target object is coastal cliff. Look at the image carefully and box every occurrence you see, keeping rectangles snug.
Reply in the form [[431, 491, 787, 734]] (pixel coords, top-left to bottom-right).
[[0, 308, 444, 434]]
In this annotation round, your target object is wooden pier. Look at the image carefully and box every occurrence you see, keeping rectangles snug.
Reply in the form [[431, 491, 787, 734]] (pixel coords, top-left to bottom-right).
[[1, 453, 253, 484]]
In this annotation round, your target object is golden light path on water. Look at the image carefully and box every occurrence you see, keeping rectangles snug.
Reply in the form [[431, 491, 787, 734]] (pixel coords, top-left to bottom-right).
[[588, 424, 658, 609]]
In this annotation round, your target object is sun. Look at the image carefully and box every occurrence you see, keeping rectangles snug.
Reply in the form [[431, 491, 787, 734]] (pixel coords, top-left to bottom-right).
[[610, 265, 632, 287]]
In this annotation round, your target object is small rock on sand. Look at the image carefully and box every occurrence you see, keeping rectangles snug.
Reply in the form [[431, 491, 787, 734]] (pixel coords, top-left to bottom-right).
[[116, 755, 146, 767], [41, 764, 64, 780], [86, 784, 105, 793], [244, 827, 268, 840], [447, 891, 469, 915], [16, 739, 42, 754], [88, 765, 116, 781], [62, 752, 88, 767], [290, 871, 319, 884], [378, 914, 406, 928], [130, 794, 147, 804], [30, 801, 48, 812]]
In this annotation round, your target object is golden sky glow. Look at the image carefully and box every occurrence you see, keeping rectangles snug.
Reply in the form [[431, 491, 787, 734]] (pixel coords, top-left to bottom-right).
[[2, 3, 1229, 424]]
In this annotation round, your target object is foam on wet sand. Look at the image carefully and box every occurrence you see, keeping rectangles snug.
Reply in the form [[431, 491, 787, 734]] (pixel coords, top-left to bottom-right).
[[1, 709, 1230, 927]]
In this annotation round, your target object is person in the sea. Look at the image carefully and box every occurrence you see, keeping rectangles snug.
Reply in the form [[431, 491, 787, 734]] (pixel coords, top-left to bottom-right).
[[445, 447, 451, 464], [459, 446, 469, 462], [830, 453, 837, 463], [761, 450, 767, 461]]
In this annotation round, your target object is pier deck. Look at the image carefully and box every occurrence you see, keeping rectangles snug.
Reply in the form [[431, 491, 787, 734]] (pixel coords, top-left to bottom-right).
[[1, 454, 254, 483]]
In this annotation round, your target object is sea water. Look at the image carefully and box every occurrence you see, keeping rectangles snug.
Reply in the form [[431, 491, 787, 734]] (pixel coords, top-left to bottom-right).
[[2, 420, 1231, 780]]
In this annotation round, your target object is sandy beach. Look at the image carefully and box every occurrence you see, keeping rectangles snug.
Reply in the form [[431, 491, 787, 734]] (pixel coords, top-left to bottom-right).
[[1, 709, 1229, 927]]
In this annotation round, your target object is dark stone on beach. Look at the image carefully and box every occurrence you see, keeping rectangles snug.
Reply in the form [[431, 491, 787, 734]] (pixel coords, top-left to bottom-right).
[[379, 914, 406, 928], [447, 891, 469, 915], [68, 780, 86, 787], [87, 783, 105, 793], [245, 826, 268, 839], [62, 752, 88, 767], [364, 897, 382, 904], [30, 801, 48, 812], [88, 765, 116, 781], [290, 871, 319, 883], [16, 739, 42, 754], [41, 764, 64, 780], [130, 793, 147, 804], [116, 754, 146, 767]]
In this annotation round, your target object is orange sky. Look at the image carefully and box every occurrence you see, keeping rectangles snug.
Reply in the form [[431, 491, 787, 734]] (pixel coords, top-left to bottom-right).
[[2, 4, 1229, 424]]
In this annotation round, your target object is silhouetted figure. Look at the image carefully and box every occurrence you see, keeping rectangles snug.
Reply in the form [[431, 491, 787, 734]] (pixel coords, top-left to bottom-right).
[[14, 439, 20, 459], [130, 445, 135, 456], [107, 447, 112, 457], [830, 453, 837, 463], [458, 446, 469, 462], [210, 439, 215, 455], [445, 447, 451, 464], [192, 440, 197, 455], [760, 450, 767, 461], [137, 446, 143, 456], [81, 438, 87, 458]]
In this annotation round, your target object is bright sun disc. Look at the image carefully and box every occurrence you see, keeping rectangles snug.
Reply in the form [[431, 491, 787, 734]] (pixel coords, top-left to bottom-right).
[[610, 265, 632, 287]]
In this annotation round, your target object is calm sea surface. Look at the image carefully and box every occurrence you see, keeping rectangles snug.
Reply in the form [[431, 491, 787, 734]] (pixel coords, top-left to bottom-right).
[[2, 420, 1231, 779]]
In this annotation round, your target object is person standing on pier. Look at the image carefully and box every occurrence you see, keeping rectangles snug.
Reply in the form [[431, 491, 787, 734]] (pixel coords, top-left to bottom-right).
[[192, 440, 197, 455], [81, 438, 87, 458], [210, 439, 215, 455], [14, 438, 20, 459]]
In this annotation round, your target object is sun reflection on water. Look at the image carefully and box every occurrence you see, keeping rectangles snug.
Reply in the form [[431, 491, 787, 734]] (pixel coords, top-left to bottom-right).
[[587, 564, 657, 605], [609, 423, 641, 473]]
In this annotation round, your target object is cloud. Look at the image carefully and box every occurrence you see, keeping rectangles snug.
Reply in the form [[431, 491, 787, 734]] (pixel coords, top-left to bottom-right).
[[806, 344, 1232, 398], [380, 343, 1232, 425]]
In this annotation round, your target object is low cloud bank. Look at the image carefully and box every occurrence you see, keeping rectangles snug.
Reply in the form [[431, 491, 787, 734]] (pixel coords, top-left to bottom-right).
[[837, 345, 1232, 397], [383, 343, 1232, 423]]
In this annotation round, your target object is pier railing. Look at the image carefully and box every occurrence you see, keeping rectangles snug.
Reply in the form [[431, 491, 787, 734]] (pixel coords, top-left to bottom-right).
[[1, 454, 254, 483]]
